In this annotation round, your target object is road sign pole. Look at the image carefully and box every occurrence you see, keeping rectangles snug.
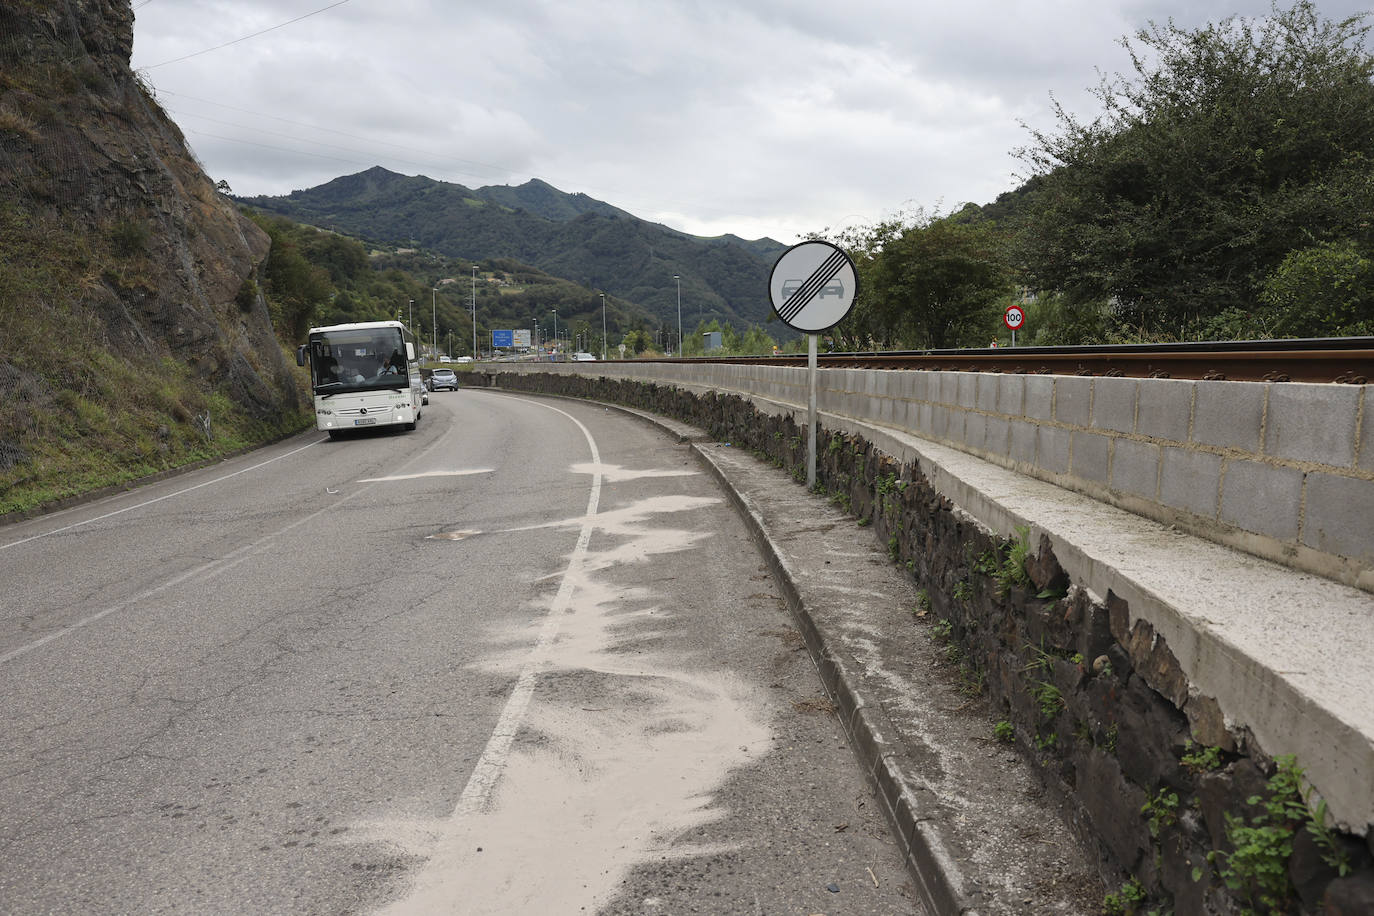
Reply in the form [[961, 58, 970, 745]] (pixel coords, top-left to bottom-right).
[[766, 241, 858, 494], [807, 333, 818, 490]]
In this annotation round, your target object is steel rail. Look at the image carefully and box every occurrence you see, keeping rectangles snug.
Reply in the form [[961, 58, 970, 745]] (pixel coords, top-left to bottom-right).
[[629, 338, 1374, 384]]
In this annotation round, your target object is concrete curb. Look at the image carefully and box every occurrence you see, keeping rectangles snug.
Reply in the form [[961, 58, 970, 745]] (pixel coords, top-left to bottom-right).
[[494, 389, 981, 911], [690, 440, 979, 916]]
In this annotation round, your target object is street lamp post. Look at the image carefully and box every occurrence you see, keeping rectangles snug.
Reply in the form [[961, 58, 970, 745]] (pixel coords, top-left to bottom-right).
[[408, 299, 414, 340], [550, 309, 557, 356], [432, 288, 438, 364], [599, 293, 606, 360], [673, 274, 681, 358], [470, 267, 478, 360]]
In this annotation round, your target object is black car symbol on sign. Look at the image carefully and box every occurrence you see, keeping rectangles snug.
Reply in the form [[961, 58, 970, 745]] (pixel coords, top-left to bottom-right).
[[782, 279, 845, 299]]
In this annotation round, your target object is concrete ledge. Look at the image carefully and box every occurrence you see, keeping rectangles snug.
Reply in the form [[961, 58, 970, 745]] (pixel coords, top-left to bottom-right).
[[496, 362, 1374, 591], [818, 410, 1374, 835]]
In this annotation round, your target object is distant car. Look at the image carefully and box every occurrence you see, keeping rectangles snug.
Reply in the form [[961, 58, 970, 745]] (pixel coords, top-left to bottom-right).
[[573, 352, 596, 361], [428, 368, 459, 391], [455, 356, 474, 364]]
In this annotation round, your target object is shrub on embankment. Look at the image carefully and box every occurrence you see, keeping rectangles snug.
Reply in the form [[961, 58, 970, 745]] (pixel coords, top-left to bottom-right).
[[480, 368, 1374, 915]]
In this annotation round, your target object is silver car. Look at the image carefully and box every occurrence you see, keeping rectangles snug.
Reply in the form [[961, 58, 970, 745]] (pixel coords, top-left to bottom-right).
[[428, 368, 459, 391]]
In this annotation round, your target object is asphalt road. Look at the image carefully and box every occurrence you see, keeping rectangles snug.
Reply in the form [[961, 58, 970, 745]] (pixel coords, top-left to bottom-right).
[[0, 390, 921, 915]]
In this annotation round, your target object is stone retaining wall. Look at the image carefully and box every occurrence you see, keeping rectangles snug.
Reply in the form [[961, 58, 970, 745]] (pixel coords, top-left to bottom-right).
[[479, 368, 1374, 915], [488, 362, 1373, 592]]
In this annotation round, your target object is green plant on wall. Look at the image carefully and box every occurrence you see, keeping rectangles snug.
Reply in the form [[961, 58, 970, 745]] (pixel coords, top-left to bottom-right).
[[1102, 878, 1146, 915], [1143, 788, 1180, 839], [1206, 755, 1350, 913], [994, 525, 1033, 595], [974, 548, 1000, 577], [913, 589, 931, 617], [1181, 741, 1223, 775], [1030, 680, 1063, 722]]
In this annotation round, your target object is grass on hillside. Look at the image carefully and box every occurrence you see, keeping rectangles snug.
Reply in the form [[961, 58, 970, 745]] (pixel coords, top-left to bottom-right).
[[0, 204, 312, 518]]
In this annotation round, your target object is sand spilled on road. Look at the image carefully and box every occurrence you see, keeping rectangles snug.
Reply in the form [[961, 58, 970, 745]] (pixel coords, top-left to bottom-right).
[[363, 479, 772, 915]]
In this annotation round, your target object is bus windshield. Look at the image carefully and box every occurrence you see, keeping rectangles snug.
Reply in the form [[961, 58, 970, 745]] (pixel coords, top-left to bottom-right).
[[308, 327, 410, 392]]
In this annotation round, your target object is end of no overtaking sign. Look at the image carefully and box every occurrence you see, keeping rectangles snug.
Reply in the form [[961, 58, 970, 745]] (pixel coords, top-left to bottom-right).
[[768, 241, 858, 333]]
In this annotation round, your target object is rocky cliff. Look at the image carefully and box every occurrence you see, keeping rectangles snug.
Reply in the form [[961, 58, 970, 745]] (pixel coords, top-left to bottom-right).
[[0, 0, 303, 511]]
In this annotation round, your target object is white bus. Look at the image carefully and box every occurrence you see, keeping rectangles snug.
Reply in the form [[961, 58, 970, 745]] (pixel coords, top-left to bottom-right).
[[296, 320, 425, 439]]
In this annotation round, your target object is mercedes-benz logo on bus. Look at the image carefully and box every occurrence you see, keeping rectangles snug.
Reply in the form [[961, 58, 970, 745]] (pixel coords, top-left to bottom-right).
[[359, 407, 368, 415]]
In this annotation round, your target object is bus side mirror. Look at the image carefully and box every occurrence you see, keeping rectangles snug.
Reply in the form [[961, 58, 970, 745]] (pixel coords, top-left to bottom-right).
[[296, 346, 307, 367], [406, 342, 416, 361]]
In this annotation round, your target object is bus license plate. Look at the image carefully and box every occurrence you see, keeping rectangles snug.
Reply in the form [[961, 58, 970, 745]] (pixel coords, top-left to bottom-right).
[[354, 417, 377, 426]]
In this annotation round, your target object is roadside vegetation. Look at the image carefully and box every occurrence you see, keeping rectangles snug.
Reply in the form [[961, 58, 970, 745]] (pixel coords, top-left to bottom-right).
[[0, 205, 310, 517], [821, 1, 1374, 349]]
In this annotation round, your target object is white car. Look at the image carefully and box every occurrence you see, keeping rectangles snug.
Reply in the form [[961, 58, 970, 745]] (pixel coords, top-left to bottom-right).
[[573, 352, 596, 361]]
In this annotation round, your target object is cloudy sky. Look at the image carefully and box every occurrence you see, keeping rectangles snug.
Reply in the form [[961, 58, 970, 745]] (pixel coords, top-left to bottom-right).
[[129, 0, 1372, 243]]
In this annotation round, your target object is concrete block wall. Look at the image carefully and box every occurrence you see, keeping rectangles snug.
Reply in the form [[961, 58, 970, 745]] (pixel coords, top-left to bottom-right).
[[504, 362, 1374, 592]]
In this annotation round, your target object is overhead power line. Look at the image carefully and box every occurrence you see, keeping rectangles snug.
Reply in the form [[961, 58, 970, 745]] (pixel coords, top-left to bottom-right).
[[143, 0, 354, 69]]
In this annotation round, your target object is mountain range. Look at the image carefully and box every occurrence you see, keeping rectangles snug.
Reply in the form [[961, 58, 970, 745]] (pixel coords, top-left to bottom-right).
[[238, 168, 790, 333]]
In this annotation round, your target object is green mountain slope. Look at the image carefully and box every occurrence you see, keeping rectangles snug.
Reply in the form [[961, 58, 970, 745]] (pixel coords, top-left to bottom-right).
[[238, 168, 789, 333]]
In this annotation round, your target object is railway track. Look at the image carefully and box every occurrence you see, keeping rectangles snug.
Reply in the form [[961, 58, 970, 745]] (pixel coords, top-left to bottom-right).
[[635, 338, 1374, 384]]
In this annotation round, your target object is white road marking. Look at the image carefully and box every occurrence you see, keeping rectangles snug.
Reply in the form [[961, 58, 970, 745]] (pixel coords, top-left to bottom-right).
[[0, 440, 322, 552], [1, 426, 467, 662], [446, 401, 602, 818], [568, 462, 697, 482], [0, 486, 365, 665], [357, 469, 494, 482]]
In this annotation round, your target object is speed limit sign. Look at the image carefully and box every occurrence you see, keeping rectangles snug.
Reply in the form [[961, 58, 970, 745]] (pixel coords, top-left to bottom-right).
[[1004, 305, 1025, 331]]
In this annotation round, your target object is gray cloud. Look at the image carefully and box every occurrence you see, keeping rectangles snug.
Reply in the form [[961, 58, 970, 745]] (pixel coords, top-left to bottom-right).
[[131, 0, 1373, 241]]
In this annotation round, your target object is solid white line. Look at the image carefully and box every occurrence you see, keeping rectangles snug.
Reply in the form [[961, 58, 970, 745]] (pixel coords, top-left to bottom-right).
[[2, 419, 478, 663], [0, 484, 363, 665], [0, 439, 323, 552], [357, 469, 494, 482], [450, 399, 602, 817]]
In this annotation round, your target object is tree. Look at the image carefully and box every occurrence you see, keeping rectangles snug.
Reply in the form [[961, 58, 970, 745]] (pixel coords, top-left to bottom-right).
[[1260, 239, 1374, 337], [870, 216, 1013, 349], [259, 224, 333, 342], [1014, 2, 1374, 339], [821, 212, 1012, 350], [812, 219, 902, 351]]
